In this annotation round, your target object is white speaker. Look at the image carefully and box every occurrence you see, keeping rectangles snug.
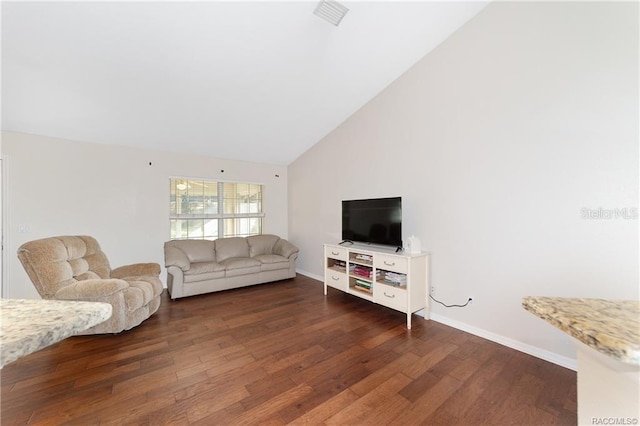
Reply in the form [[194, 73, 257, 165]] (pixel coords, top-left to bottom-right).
[[405, 235, 421, 254]]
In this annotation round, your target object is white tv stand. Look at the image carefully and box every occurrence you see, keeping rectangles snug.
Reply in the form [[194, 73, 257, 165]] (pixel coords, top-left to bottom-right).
[[323, 243, 429, 329]]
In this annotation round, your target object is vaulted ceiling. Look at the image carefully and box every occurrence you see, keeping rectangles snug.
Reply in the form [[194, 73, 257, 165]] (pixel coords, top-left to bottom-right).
[[1, 1, 489, 165]]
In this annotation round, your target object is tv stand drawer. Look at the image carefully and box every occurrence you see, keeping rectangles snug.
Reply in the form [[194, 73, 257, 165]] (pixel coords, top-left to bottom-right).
[[374, 284, 407, 311], [325, 246, 348, 261], [326, 271, 348, 291], [374, 255, 407, 274]]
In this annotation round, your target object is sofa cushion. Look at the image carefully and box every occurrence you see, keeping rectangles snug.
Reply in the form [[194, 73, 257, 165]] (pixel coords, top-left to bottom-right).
[[273, 239, 299, 259], [215, 237, 249, 262], [254, 254, 290, 272], [78, 236, 112, 278], [76, 271, 101, 280], [164, 245, 191, 270], [69, 258, 90, 277], [57, 235, 87, 260], [221, 257, 261, 270], [123, 276, 163, 311], [185, 261, 225, 275], [127, 281, 153, 306], [55, 278, 128, 299], [221, 257, 261, 277], [183, 261, 226, 283], [167, 240, 215, 263], [253, 254, 289, 264], [247, 234, 279, 257], [123, 285, 145, 311], [225, 266, 262, 277]]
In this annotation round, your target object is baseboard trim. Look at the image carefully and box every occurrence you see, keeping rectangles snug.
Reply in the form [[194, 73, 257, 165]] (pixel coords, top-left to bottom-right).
[[430, 313, 577, 371], [296, 270, 323, 282]]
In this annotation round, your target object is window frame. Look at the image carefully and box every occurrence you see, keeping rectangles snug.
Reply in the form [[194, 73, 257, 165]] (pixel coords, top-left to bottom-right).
[[169, 177, 265, 240]]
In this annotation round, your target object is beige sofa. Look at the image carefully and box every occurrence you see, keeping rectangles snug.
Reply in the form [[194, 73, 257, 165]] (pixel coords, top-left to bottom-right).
[[17, 235, 163, 334], [164, 234, 299, 299]]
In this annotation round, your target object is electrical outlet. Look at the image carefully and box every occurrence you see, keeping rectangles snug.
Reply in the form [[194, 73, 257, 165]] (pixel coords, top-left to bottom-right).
[[468, 297, 474, 305], [431, 286, 436, 295]]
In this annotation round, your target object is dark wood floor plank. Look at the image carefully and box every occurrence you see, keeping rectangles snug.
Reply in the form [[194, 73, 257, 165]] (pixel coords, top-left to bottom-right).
[[287, 388, 360, 425], [0, 275, 577, 425], [359, 393, 412, 426], [348, 351, 420, 397], [209, 383, 314, 425], [393, 374, 463, 424], [326, 372, 411, 425], [400, 341, 459, 380]]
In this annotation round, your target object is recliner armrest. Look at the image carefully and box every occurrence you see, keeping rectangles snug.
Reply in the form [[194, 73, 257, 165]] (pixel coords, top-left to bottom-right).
[[111, 263, 161, 279], [273, 239, 299, 259], [164, 245, 191, 271], [55, 279, 129, 300]]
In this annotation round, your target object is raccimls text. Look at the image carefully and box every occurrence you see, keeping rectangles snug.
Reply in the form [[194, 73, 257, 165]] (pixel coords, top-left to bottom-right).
[[581, 207, 638, 220], [592, 417, 639, 425]]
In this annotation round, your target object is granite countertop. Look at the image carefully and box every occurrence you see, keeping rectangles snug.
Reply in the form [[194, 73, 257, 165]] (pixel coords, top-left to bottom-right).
[[0, 298, 112, 368], [522, 296, 640, 366]]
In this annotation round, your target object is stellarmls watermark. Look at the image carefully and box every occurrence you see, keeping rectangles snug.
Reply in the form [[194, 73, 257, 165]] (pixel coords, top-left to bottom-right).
[[592, 417, 639, 425], [581, 207, 638, 220]]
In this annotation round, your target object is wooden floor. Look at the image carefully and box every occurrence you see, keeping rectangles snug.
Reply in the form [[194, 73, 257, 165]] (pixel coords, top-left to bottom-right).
[[1, 275, 577, 425]]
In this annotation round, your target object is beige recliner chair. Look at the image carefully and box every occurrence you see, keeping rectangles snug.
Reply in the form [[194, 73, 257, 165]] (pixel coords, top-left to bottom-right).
[[17, 235, 163, 334]]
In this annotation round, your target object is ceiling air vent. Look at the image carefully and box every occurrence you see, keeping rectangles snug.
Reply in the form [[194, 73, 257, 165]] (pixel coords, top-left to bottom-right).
[[313, 0, 349, 26]]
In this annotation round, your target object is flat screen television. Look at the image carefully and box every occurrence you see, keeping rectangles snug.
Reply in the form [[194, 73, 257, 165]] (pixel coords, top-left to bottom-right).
[[342, 197, 402, 248]]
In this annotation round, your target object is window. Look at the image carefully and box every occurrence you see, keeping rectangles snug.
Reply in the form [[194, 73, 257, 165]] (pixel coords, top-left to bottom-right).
[[170, 178, 264, 240]]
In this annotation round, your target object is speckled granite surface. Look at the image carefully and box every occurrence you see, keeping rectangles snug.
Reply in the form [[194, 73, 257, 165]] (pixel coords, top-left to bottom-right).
[[522, 296, 640, 366], [0, 299, 112, 368]]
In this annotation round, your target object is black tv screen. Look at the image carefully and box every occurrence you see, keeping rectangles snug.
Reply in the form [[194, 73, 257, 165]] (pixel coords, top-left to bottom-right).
[[342, 197, 402, 247]]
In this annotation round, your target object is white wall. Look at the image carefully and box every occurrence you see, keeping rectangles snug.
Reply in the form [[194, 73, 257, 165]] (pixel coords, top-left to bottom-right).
[[2, 132, 288, 299], [289, 1, 639, 368]]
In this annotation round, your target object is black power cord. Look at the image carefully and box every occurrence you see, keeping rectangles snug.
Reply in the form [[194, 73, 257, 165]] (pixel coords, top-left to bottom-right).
[[430, 294, 473, 308]]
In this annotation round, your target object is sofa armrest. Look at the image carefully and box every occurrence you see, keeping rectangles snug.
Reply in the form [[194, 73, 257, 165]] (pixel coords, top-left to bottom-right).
[[164, 245, 191, 271], [273, 239, 299, 259], [111, 263, 160, 279], [55, 279, 129, 300]]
